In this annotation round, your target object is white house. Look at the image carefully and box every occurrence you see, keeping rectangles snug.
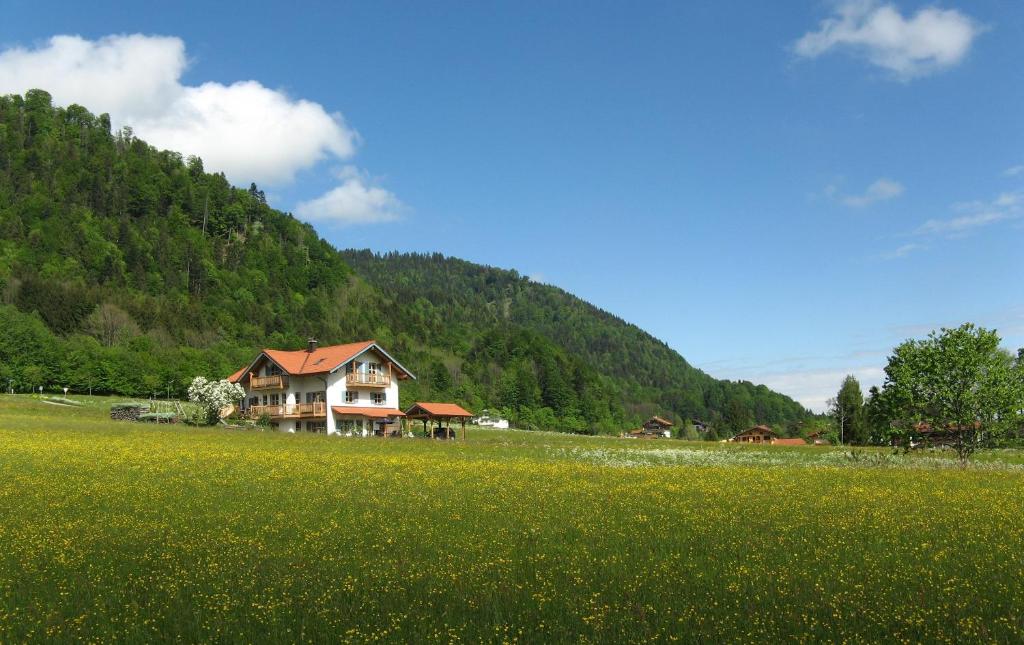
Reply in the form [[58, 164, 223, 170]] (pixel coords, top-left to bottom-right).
[[228, 339, 415, 435], [473, 410, 510, 429]]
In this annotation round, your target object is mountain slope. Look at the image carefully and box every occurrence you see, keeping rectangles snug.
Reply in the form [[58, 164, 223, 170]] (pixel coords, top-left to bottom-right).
[[342, 251, 810, 431], [0, 90, 807, 434]]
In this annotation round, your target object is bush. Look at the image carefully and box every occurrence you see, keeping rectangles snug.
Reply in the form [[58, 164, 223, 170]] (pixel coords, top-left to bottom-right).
[[187, 377, 245, 425]]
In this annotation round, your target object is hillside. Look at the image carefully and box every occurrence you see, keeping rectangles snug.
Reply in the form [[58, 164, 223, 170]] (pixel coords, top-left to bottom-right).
[[0, 90, 808, 434], [342, 251, 810, 431]]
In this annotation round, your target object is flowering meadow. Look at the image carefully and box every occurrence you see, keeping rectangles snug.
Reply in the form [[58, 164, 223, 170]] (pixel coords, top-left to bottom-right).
[[1, 396, 1022, 642]]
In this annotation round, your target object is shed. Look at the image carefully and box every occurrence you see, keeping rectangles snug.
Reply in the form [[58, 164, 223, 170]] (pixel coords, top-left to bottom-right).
[[404, 402, 474, 439]]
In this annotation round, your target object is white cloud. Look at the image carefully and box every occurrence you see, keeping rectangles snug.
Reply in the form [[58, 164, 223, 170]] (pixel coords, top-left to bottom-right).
[[294, 167, 404, 225], [794, 1, 982, 79], [1003, 165, 1024, 177], [915, 191, 1022, 237], [755, 366, 885, 413], [916, 211, 1015, 236], [0, 34, 357, 185], [840, 177, 904, 207], [880, 243, 920, 259]]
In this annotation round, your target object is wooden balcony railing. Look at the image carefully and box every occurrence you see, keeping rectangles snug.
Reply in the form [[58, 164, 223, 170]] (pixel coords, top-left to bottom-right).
[[247, 402, 326, 419], [250, 374, 288, 390], [346, 372, 391, 387]]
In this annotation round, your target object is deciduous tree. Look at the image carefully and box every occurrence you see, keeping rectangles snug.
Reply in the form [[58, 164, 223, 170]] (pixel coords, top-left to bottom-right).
[[880, 323, 1023, 464]]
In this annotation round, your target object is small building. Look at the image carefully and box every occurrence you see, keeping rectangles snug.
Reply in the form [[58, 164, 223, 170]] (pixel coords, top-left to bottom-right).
[[730, 425, 777, 444], [731, 425, 811, 445], [473, 410, 510, 429], [691, 419, 709, 433], [627, 416, 674, 439], [405, 402, 475, 439]]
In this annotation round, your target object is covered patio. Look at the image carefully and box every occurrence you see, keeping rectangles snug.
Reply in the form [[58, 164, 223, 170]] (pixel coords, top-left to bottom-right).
[[331, 406, 406, 436], [404, 402, 474, 439]]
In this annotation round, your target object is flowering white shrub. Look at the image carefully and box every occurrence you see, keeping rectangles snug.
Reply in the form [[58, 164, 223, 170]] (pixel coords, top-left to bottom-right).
[[188, 377, 245, 424]]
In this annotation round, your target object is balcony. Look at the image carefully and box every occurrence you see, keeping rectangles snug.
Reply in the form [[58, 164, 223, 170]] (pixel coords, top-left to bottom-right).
[[250, 374, 288, 390], [346, 372, 391, 388], [248, 402, 326, 419]]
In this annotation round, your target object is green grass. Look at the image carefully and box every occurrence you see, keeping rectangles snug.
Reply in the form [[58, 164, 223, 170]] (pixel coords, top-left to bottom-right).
[[1, 395, 1022, 642]]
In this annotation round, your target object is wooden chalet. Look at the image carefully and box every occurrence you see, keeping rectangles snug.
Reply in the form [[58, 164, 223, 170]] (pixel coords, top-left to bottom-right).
[[910, 421, 982, 448], [731, 425, 811, 446], [627, 415, 674, 438], [730, 425, 777, 444]]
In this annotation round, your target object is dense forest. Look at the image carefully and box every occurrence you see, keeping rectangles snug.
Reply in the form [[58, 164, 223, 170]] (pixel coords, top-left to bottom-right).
[[0, 90, 810, 434]]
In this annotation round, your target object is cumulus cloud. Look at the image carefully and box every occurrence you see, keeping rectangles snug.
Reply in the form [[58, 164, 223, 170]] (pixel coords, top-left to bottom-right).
[[294, 167, 404, 225], [839, 177, 905, 207], [0, 34, 357, 185], [794, 1, 982, 79]]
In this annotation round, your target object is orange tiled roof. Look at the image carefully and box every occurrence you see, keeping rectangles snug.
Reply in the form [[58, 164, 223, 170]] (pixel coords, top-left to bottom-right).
[[773, 438, 808, 446], [647, 416, 674, 426], [227, 366, 248, 383], [331, 406, 405, 418], [263, 340, 377, 375], [406, 402, 474, 417]]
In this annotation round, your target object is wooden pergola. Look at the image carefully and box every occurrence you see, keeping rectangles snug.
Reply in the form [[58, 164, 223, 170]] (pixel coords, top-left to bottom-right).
[[404, 402, 474, 439]]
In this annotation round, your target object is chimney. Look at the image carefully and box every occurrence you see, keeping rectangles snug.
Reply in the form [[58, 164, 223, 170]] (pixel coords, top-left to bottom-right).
[[307, 337, 318, 353]]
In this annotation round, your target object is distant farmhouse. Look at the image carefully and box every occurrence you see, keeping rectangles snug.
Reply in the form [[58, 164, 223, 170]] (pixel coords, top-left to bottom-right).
[[473, 410, 510, 429], [807, 429, 830, 445], [730, 425, 808, 446], [626, 416, 674, 439], [229, 339, 414, 435]]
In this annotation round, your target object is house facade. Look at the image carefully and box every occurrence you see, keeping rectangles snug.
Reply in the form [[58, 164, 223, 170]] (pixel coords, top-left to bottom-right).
[[228, 339, 415, 435], [730, 425, 777, 444], [626, 416, 674, 438], [730, 425, 809, 446]]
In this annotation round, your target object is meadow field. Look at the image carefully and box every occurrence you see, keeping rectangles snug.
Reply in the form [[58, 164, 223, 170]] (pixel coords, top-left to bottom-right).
[[1, 396, 1022, 642]]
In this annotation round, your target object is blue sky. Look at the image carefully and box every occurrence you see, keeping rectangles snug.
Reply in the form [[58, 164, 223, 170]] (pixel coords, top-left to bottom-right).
[[2, 1, 1022, 410]]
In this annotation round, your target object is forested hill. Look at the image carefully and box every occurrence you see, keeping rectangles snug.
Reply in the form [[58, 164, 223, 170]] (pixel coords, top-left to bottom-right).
[[342, 250, 810, 432], [0, 90, 808, 434]]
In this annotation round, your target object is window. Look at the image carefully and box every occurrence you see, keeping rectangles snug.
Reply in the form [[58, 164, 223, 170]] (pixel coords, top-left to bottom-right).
[[306, 421, 327, 434], [305, 392, 324, 403], [372, 392, 386, 405], [345, 390, 358, 404], [270, 394, 279, 405], [266, 363, 283, 376], [294, 392, 302, 404]]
